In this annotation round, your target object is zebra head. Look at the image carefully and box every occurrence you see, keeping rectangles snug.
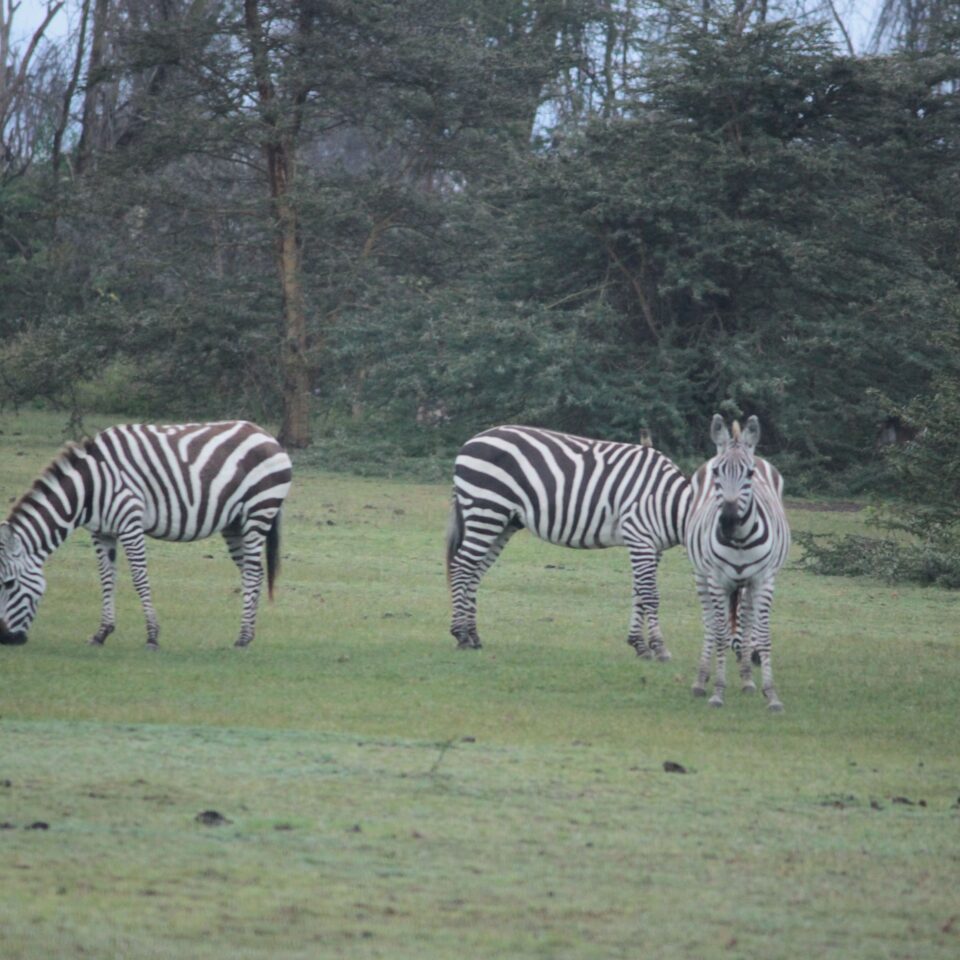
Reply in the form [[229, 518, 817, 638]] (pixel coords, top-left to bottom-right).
[[0, 522, 46, 645], [709, 414, 761, 543]]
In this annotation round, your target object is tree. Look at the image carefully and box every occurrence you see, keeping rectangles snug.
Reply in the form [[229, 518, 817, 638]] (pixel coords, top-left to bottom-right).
[[239, 0, 312, 447], [873, 0, 960, 53], [2, 0, 605, 442], [1, 0, 66, 180], [489, 4, 960, 477]]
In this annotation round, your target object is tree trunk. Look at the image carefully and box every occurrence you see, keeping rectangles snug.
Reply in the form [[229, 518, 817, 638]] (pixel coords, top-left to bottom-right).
[[244, 0, 311, 448], [53, 0, 92, 176], [76, 0, 110, 174], [272, 142, 311, 449]]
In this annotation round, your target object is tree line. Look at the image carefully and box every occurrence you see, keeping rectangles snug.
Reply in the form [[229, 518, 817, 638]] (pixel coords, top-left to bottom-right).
[[1, 0, 958, 502]]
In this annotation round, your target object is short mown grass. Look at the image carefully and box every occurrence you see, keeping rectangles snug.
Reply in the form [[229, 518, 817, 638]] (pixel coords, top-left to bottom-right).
[[1, 411, 958, 959]]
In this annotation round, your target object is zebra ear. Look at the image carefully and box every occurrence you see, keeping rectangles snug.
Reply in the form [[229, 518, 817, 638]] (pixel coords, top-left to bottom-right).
[[710, 414, 730, 452], [742, 416, 761, 451]]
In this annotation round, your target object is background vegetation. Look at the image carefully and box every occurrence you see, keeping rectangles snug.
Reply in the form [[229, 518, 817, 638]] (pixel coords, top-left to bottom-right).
[[1, 1, 957, 476], [1, 410, 959, 959]]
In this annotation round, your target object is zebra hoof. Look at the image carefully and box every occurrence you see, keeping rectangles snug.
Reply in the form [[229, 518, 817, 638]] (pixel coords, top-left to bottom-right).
[[234, 638, 251, 648], [708, 695, 724, 708], [656, 649, 672, 663], [767, 700, 784, 713], [741, 681, 756, 694], [88, 636, 105, 647], [145, 642, 160, 652], [691, 685, 707, 698]]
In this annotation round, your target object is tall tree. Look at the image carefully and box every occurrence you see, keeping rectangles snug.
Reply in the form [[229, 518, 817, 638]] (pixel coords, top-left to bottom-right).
[[873, 0, 959, 53], [475, 3, 960, 468], [240, 0, 312, 446], [0, 0, 65, 179], [75, 0, 110, 173]]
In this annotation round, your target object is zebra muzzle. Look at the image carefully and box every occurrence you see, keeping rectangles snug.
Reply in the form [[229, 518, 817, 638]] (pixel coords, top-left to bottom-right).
[[0, 622, 28, 645], [719, 503, 740, 540]]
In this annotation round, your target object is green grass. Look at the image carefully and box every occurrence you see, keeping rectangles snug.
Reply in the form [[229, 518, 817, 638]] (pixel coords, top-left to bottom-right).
[[1, 410, 959, 959]]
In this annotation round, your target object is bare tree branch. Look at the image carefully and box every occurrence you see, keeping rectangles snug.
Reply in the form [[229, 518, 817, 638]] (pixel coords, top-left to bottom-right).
[[0, 0, 65, 123], [825, 0, 856, 57]]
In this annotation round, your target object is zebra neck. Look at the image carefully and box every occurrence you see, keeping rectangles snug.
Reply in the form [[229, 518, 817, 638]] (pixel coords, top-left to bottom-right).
[[8, 452, 93, 559], [8, 493, 82, 560], [673, 480, 694, 545]]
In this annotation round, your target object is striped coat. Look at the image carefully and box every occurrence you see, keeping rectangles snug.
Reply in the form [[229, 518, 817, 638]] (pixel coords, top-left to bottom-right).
[[447, 425, 690, 658], [0, 421, 292, 648], [685, 415, 791, 711]]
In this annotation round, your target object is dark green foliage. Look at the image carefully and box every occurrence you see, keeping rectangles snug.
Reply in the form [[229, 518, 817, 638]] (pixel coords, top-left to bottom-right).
[[883, 366, 960, 537], [798, 341, 960, 586], [330, 286, 668, 442], [797, 531, 960, 588], [1, 1, 960, 518], [498, 14, 960, 472]]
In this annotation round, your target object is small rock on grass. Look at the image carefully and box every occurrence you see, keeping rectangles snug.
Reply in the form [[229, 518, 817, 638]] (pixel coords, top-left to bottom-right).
[[195, 810, 231, 826]]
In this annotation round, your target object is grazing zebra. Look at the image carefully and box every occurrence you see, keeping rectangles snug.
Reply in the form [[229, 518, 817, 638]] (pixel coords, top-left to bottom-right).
[[0, 421, 292, 649], [685, 415, 791, 711], [446, 425, 691, 657]]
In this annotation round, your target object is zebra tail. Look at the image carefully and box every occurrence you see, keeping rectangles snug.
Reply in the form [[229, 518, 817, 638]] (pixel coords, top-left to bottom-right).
[[266, 509, 282, 601], [445, 494, 463, 586]]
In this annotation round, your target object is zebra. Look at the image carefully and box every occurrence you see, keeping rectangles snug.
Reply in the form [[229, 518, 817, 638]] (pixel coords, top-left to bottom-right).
[[446, 425, 691, 658], [685, 415, 791, 711], [0, 421, 292, 649]]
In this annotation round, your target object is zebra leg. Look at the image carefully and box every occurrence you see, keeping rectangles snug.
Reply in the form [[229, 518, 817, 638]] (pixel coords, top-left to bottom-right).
[[119, 527, 160, 649], [624, 537, 671, 661], [692, 576, 725, 698], [88, 533, 118, 646], [223, 523, 265, 648], [752, 580, 783, 712], [738, 586, 757, 694], [729, 586, 743, 663], [709, 627, 728, 708], [448, 514, 515, 650]]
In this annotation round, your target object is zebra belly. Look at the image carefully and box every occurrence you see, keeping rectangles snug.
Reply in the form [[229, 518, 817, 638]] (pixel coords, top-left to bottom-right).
[[142, 502, 248, 541], [517, 506, 622, 549]]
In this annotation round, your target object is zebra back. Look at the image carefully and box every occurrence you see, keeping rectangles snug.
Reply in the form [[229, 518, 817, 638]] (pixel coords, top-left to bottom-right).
[[454, 425, 689, 550], [85, 421, 292, 542], [4, 421, 292, 556]]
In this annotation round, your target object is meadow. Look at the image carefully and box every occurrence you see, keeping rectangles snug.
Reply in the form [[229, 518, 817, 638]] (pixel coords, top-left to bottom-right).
[[1, 412, 958, 960]]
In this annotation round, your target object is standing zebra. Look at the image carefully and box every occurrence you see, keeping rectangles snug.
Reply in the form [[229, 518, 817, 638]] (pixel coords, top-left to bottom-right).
[[447, 425, 690, 657], [685, 415, 791, 711], [0, 421, 292, 649]]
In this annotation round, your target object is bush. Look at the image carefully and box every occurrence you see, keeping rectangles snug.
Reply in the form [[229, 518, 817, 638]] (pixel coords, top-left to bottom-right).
[[797, 350, 960, 588], [796, 531, 960, 589]]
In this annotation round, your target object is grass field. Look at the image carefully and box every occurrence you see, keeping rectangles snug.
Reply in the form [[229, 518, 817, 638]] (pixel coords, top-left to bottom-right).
[[1, 411, 958, 959]]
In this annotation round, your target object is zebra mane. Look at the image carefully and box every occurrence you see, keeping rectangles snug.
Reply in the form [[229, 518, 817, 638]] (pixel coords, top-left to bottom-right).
[[6, 439, 95, 522], [731, 421, 741, 441]]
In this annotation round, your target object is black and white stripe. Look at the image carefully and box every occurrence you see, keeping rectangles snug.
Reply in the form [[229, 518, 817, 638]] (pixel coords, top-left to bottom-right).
[[446, 425, 690, 657], [685, 415, 791, 711], [0, 421, 292, 648]]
